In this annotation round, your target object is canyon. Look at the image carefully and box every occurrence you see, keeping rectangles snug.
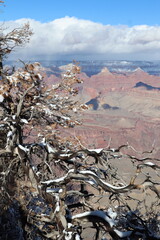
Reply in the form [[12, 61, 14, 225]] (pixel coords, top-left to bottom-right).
[[43, 64, 160, 157]]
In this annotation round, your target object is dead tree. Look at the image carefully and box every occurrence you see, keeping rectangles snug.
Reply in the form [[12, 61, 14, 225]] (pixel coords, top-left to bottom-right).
[[0, 62, 159, 240], [0, 15, 33, 76]]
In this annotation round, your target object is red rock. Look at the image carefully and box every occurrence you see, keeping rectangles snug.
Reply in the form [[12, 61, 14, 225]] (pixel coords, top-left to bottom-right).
[[43, 65, 160, 157]]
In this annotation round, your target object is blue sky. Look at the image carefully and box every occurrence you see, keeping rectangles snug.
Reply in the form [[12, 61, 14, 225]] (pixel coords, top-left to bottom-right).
[[2, 0, 160, 26], [1, 0, 160, 60]]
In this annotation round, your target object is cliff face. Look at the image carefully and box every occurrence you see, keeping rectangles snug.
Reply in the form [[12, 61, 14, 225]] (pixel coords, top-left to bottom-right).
[[82, 67, 160, 99], [44, 65, 160, 156]]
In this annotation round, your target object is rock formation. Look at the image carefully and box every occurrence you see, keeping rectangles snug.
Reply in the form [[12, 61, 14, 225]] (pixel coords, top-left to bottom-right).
[[43, 64, 160, 156]]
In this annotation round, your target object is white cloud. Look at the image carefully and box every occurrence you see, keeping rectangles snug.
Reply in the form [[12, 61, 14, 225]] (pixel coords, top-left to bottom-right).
[[2, 17, 160, 60]]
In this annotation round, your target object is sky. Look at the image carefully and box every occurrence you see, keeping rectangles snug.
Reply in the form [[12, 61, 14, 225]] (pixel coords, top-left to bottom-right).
[[1, 0, 160, 61]]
